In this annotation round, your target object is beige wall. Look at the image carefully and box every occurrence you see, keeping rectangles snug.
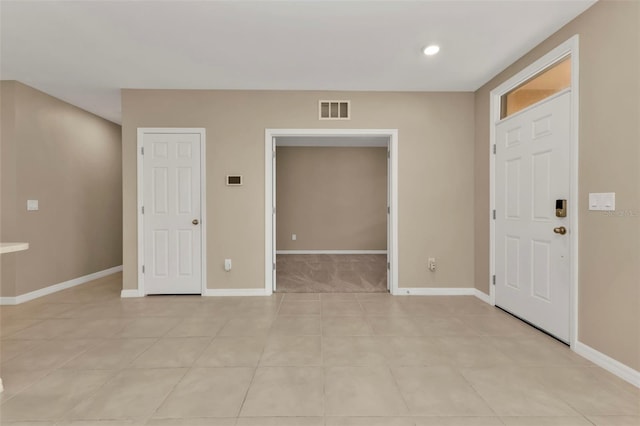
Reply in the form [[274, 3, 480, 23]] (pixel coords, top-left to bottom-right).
[[474, 0, 640, 369], [276, 147, 387, 251], [122, 90, 475, 291], [0, 81, 123, 297]]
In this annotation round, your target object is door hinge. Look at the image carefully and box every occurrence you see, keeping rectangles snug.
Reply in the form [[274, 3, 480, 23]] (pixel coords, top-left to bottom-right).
[[387, 262, 390, 270], [492, 275, 496, 285], [142, 265, 145, 274], [493, 144, 496, 154], [141, 146, 144, 155], [387, 206, 390, 214], [387, 150, 390, 159], [273, 262, 276, 271], [492, 209, 496, 220], [141, 206, 144, 214], [273, 207, 276, 214], [273, 150, 276, 159]]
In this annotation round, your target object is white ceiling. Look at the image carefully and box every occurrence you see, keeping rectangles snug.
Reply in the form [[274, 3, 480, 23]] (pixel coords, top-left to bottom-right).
[[0, 0, 596, 124]]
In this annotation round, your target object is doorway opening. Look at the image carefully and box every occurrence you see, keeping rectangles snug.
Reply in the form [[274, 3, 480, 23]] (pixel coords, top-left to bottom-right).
[[265, 129, 399, 295]]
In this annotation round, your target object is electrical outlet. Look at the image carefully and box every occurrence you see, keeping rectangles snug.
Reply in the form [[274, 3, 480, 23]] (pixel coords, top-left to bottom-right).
[[292, 234, 297, 241], [428, 257, 436, 271], [224, 259, 232, 271]]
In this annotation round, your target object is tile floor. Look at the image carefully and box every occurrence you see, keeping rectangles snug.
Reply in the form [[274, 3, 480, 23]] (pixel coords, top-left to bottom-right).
[[0, 272, 638, 425]]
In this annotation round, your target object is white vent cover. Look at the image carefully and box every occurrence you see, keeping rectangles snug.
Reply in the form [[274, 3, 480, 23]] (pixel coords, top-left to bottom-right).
[[319, 100, 350, 120]]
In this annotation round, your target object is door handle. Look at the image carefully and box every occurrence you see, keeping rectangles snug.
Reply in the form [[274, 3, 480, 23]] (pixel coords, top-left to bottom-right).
[[553, 226, 567, 235], [192, 219, 199, 225]]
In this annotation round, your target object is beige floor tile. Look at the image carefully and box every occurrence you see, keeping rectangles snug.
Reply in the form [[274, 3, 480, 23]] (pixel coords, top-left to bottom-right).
[[414, 418, 505, 426], [240, 367, 323, 417], [321, 301, 364, 316], [325, 366, 409, 416], [460, 314, 538, 337], [320, 293, 358, 301], [278, 300, 321, 316], [195, 336, 266, 367], [366, 316, 422, 336], [413, 316, 479, 337], [501, 417, 593, 425], [0, 370, 114, 422], [218, 317, 273, 336], [326, 418, 415, 426], [130, 337, 211, 368], [391, 365, 494, 416], [461, 366, 580, 416], [436, 336, 514, 367], [270, 316, 322, 336], [145, 419, 235, 426], [0, 369, 52, 402], [260, 335, 322, 366], [61, 338, 156, 370], [436, 296, 498, 315], [0, 339, 44, 363], [67, 368, 187, 420], [58, 421, 145, 426], [533, 366, 640, 416], [236, 417, 324, 426], [587, 416, 640, 425], [154, 367, 254, 418], [380, 336, 451, 366], [1, 339, 98, 372], [0, 319, 42, 338], [0, 421, 57, 426], [360, 300, 409, 316], [116, 317, 182, 338], [164, 317, 227, 337], [3, 319, 78, 340], [397, 299, 453, 317], [489, 335, 580, 366], [282, 293, 321, 301], [322, 316, 373, 336], [60, 318, 131, 339], [322, 336, 391, 366]]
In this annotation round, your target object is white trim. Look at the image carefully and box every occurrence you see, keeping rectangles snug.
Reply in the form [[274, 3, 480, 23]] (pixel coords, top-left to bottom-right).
[[0, 265, 122, 305], [204, 288, 271, 297], [573, 341, 640, 389], [489, 35, 579, 344], [265, 128, 399, 296], [0, 242, 29, 254], [276, 250, 387, 255], [394, 287, 478, 296], [120, 289, 143, 298], [136, 128, 207, 297], [474, 289, 491, 304]]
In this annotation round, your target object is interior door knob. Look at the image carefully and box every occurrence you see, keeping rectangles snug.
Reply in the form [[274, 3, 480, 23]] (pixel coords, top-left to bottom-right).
[[192, 219, 199, 225], [553, 226, 567, 235]]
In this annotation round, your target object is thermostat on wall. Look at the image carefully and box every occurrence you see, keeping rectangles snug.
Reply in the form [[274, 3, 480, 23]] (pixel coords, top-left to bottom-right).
[[226, 175, 243, 186]]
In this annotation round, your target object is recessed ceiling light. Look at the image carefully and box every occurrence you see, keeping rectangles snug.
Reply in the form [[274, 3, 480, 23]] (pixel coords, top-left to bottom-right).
[[423, 45, 440, 56]]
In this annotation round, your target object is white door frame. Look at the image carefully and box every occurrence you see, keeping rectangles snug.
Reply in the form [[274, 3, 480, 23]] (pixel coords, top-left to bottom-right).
[[265, 128, 399, 295], [490, 35, 579, 345], [136, 128, 207, 296]]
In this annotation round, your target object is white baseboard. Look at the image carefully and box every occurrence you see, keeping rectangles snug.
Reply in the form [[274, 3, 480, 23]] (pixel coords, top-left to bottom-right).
[[120, 289, 144, 298], [394, 287, 477, 296], [0, 265, 122, 305], [573, 341, 640, 388], [204, 288, 272, 297], [474, 289, 492, 304], [276, 250, 387, 255]]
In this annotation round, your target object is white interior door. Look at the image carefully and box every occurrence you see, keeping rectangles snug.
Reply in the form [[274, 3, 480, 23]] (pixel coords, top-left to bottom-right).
[[143, 132, 202, 294], [495, 91, 571, 342]]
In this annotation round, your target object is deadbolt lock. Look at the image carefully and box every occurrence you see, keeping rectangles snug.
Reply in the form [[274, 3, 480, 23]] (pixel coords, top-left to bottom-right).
[[192, 219, 199, 225]]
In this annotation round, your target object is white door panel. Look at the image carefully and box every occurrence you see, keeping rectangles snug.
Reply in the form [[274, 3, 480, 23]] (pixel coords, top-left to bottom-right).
[[143, 132, 202, 294], [495, 91, 571, 342]]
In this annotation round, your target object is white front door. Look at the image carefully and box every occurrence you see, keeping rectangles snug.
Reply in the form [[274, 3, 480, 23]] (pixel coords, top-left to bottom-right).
[[143, 132, 202, 294], [495, 91, 571, 342]]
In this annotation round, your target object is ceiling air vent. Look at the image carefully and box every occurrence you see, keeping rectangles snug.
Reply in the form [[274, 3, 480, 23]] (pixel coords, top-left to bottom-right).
[[319, 100, 350, 120]]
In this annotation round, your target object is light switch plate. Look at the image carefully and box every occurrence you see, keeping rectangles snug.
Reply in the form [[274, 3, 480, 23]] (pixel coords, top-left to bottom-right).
[[588, 192, 615, 211], [27, 200, 39, 211]]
